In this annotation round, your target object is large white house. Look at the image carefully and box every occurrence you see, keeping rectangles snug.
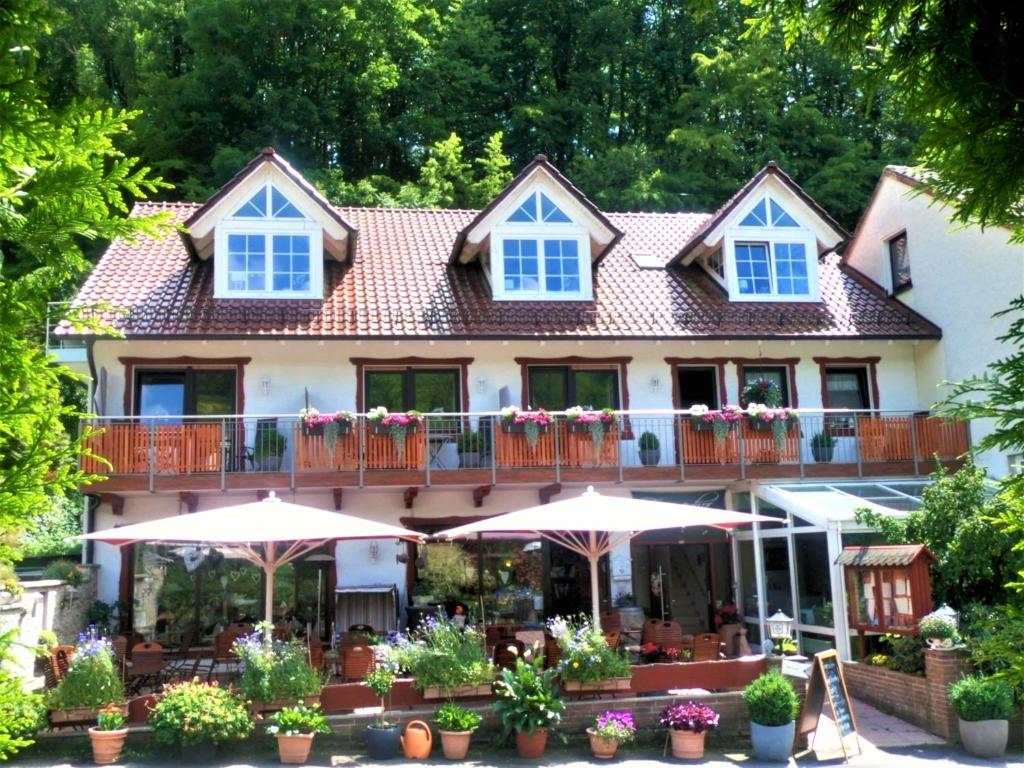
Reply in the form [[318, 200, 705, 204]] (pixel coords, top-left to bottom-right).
[[53, 151, 976, 660]]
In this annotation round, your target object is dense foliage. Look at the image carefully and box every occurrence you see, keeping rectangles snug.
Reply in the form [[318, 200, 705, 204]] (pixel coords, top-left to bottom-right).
[[548, 616, 631, 684], [149, 680, 252, 747], [743, 671, 800, 727], [45, 635, 124, 711], [947, 675, 1015, 723], [233, 629, 322, 703], [434, 702, 482, 733], [0, 630, 45, 760], [960, 604, 1024, 698], [266, 702, 330, 737], [34, 0, 917, 225], [393, 617, 494, 693], [493, 654, 564, 737]]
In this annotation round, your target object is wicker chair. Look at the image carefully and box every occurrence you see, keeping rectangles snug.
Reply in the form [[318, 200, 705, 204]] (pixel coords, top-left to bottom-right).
[[692, 633, 724, 662]]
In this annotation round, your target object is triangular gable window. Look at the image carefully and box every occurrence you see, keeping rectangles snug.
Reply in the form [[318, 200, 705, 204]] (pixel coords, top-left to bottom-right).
[[232, 185, 306, 220], [540, 192, 572, 223], [507, 196, 537, 222], [769, 199, 799, 227], [740, 197, 801, 228], [506, 191, 573, 224], [234, 188, 268, 218], [739, 198, 769, 227], [271, 186, 304, 218]]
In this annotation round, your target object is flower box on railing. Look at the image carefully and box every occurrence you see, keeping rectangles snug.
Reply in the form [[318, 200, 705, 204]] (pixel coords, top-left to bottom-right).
[[370, 422, 420, 437], [502, 421, 549, 434], [564, 407, 618, 434], [299, 408, 355, 437], [566, 421, 614, 434]]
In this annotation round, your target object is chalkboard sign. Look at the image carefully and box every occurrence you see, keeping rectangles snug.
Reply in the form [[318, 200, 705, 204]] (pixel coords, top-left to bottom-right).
[[799, 650, 860, 762]]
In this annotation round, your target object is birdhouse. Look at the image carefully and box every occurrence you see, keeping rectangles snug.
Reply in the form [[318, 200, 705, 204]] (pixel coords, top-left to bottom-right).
[[836, 544, 937, 638]]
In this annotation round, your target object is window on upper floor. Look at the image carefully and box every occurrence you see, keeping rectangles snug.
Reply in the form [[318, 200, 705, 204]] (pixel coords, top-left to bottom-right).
[[214, 184, 324, 299], [721, 195, 820, 302], [526, 367, 619, 411], [742, 365, 791, 407], [489, 190, 592, 301], [889, 232, 911, 293], [365, 368, 461, 413]]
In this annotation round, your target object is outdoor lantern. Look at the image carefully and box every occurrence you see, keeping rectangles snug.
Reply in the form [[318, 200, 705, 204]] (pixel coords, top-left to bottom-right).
[[767, 610, 794, 640], [930, 604, 959, 631]]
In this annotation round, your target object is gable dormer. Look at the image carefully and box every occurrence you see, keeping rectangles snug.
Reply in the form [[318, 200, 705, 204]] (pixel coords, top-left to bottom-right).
[[450, 155, 622, 301], [183, 148, 356, 299], [672, 163, 847, 303]]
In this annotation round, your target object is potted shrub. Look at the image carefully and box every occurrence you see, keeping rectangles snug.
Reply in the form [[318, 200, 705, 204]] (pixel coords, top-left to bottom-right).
[[434, 701, 482, 760], [587, 710, 636, 759], [918, 615, 960, 650], [743, 670, 801, 762], [254, 428, 287, 472], [397, 617, 495, 699], [46, 635, 125, 724], [89, 703, 128, 765], [493, 653, 565, 759], [149, 679, 252, 764], [660, 700, 719, 759], [548, 615, 631, 692], [364, 666, 400, 760], [638, 431, 660, 466], [948, 674, 1014, 758], [810, 431, 836, 463], [267, 701, 330, 765], [456, 430, 483, 468], [234, 627, 322, 713]]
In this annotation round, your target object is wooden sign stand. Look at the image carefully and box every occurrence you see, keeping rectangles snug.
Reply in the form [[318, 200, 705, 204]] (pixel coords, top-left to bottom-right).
[[798, 650, 861, 763]]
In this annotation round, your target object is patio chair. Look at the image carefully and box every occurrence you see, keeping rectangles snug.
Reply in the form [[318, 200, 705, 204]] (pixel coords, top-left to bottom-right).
[[126, 642, 165, 694], [642, 619, 686, 652], [213, 630, 243, 680], [341, 644, 374, 681], [543, 632, 562, 670], [600, 609, 622, 633], [692, 633, 724, 662], [604, 630, 622, 650], [493, 640, 525, 670]]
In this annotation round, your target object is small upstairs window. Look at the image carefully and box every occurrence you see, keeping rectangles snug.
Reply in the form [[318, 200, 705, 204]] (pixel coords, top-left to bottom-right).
[[889, 232, 911, 293], [490, 189, 591, 301], [215, 184, 323, 299]]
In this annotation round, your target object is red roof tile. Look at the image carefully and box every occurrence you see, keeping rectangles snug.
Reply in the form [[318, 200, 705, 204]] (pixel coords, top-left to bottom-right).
[[65, 201, 940, 340]]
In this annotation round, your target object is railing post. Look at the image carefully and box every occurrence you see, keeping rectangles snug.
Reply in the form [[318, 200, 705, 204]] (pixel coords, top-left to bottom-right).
[[676, 415, 686, 482], [424, 416, 432, 487], [797, 417, 806, 479], [290, 419, 297, 491], [220, 418, 227, 492], [490, 416, 497, 486], [148, 421, 156, 493], [853, 413, 863, 478], [617, 416, 624, 483], [554, 416, 561, 484], [737, 422, 746, 481], [358, 415, 365, 488], [910, 414, 920, 476]]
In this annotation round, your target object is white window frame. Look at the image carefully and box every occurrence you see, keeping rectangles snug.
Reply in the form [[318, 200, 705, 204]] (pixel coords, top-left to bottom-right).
[[215, 206, 324, 299], [488, 190, 592, 301], [724, 230, 820, 302]]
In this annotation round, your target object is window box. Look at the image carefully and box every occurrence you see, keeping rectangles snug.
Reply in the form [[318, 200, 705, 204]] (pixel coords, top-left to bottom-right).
[[566, 420, 614, 434], [501, 421, 550, 435], [371, 422, 420, 437], [302, 421, 352, 438]]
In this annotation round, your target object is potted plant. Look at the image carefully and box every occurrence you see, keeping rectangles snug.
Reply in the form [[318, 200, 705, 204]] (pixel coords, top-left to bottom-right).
[[367, 407, 423, 458], [397, 617, 494, 699], [918, 615, 960, 650], [743, 670, 801, 762], [89, 703, 128, 765], [741, 378, 783, 408], [747, 404, 799, 453], [499, 406, 551, 450], [456, 430, 483, 468], [234, 626, 322, 713], [254, 428, 287, 472], [299, 407, 355, 437], [702, 406, 745, 450], [564, 406, 618, 433], [493, 652, 565, 759], [149, 679, 252, 764], [660, 700, 719, 759], [587, 710, 636, 759], [434, 701, 482, 760], [638, 431, 660, 465], [46, 634, 125, 724], [364, 666, 400, 760], [548, 615, 631, 692], [267, 701, 330, 765], [948, 674, 1014, 758], [810, 431, 836, 462]]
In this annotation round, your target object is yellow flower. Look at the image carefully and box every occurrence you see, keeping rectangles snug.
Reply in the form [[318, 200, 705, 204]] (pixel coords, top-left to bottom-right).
[[572, 661, 580, 669]]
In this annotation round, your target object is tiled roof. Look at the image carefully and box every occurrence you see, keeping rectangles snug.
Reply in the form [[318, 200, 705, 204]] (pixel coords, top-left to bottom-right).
[[65, 201, 941, 339], [835, 545, 937, 567]]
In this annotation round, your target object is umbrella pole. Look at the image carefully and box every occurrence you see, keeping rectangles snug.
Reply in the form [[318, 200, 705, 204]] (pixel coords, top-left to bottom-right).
[[265, 541, 276, 625], [589, 530, 601, 630]]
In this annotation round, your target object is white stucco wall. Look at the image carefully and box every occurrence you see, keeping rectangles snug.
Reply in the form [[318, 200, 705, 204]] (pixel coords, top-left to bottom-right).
[[845, 174, 1024, 476]]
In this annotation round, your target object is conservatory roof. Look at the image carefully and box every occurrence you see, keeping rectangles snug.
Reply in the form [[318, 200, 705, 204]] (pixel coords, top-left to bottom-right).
[[756, 481, 927, 529]]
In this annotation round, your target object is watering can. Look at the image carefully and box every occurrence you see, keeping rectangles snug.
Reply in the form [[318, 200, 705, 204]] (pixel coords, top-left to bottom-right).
[[401, 720, 433, 760]]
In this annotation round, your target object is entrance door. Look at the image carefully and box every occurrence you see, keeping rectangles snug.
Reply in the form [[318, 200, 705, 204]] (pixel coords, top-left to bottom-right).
[[677, 367, 720, 410]]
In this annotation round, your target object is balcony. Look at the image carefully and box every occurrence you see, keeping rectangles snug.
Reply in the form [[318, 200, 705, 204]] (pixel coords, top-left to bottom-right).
[[79, 410, 970, 495]]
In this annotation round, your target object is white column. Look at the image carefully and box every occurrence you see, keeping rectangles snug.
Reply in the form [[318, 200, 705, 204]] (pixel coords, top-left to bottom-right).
[[750, 496, 768, 650], [827, 522, 852, 660]]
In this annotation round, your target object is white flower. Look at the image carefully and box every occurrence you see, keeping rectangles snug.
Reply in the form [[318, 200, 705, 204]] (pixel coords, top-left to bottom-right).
[[299, 407, 320, 419], [565, 405, 584, 419], [500, 406, 519, 419], [746, 403, 768, 417], [367, 406, 389, 421], [689, 404, 709, 417]]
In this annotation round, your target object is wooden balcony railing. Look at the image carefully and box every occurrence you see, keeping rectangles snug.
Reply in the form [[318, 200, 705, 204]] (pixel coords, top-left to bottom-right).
[[80, 410, 970, 492]]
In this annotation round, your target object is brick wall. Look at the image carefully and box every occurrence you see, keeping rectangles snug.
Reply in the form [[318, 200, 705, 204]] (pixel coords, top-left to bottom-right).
[[923, 648, 972, 740], [842, 660, 930, 732]]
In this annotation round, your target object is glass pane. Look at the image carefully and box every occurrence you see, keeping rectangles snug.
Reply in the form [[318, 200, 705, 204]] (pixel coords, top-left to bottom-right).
[[366, 371, 403, 412], [138, 373, 184, 421], [540, 192, 572, 223], [769, 199, 799, 227], [193, 370, 236, 415], [507, 194, 537, 222], [889, 233, 911, 289], [735, 243, 771, 294], [739, 198, 768, 227], [233, 187, 267, 218], [271, 186, 304, 218], [826, 370, 868, 409], [573, 369, 617, 409], [227, 233, 265, 292], [503, 239, 539, 292], [795, 533, 832, 627], [774, 242, 808, 294], [762, 538, 792, 617], [744, 366, 789, 407], [412, 370, 458, 412], [271, 235, 310, 293], [738, 540, 758, 617], [528, 368, 568, 410]]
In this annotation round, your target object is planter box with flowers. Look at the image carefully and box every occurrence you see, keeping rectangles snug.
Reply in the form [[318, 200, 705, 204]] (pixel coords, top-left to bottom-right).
[[549, 615, 632, 693], [46, 632, 126, 726], [497, 407, 554, 467], [743, 404, 800, 461], [563, 407, 620, 467], [365, 407, 425, 469], [295, 408, 358, 470], [684, 405, 743, 464]]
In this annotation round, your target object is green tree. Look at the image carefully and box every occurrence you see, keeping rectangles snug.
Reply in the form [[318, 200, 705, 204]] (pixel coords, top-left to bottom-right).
[[758, 0, 1024, 240], [1, 0, 168, 561]]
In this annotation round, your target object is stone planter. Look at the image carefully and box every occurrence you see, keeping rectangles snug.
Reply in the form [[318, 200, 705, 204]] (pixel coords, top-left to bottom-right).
[[49, 703, 128, 726], [422, 683, 492, 700], [515, 728, 548, 759], [719, 623, 741, 656], [89, 727, 128, 765], [811, 443, 835, 463], [439, 730, 474, 760], [365, 724, 401, 760], [750, 720, 795, 762], [639, 448, 661, 466], [562, 676, 631, 693], [587, 728, 619, 759], [668, 729, 706, 759], [926, 637, 955, 650], [959, 718, 1008, 758], [276, 733, 315, 764]]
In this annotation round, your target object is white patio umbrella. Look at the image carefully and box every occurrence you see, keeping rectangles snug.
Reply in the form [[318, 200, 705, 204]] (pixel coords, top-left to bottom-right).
[[436, 486, 777, 628], [77, 492, 421, 623]]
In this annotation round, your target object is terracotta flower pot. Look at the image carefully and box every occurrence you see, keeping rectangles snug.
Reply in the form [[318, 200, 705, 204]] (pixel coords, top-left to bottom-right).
[[669, 729, 706, 759], [439, 730, 473, 760], [88, 727, 127, 765], [587, 728, 618, 759], [515, 728, 548, 759], [276, 733, 315, 765], [400, 719, 433, 760]]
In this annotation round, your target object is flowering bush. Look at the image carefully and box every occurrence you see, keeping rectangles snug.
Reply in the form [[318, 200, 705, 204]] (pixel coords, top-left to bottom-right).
[[639, 642, 689, 663], [714, 604, 740, 626], [394, 616, 494, 693], [366, 407, 423, 458], [500, 406, 551, 449], [96, 702, 126, 731], [365, 667, 395, 728], [46, 632, 124, 710], [549, 616, 631, 684], [233, 627, 322, 703], [493, 653, 564, 737], [149, 679, 252, 747], [592, 710, 636, 743], [660, 701, 720, 733]]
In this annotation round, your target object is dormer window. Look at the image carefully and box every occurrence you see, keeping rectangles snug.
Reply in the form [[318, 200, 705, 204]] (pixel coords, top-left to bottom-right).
[[213, 184, 324, 299], [490, 190, 592, 301]]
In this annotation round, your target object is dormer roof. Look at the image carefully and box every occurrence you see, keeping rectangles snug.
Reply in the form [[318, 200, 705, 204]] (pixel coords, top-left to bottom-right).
[[449, 154, 623, 266], [182, 148, 357, 262]]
